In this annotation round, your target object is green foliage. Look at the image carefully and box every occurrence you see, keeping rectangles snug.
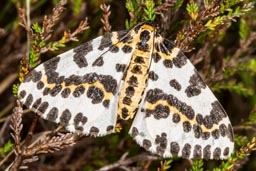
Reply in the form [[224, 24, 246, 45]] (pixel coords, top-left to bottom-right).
[[125, 0, 155, 28], [205, 16, 224, 30], [190, 160, 203, 171], [163, 159, 172, 170], [29, 23, 45, 68], [186, 2, 199, 20], [0, 140, 13, 157], [71, 0, 82, 16], [248, 110, 256, 124], [212, 57, 256, 97], [83, 165, 94, 171], [235, 135, 249, 147], [213, 81, 254, 97], [220, 0, 241, 14], [12, 83, 19, 98], [213, 158, 234, 171], [144, 0, 155, 21], [204, 1, 253, 31], [224, 59, 256, 78], [173, 0, 184, 10], [125, 0, 142, 28]]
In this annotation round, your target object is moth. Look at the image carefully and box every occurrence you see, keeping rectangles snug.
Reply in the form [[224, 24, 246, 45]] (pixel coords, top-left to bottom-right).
[[18, 22, 234, 159]]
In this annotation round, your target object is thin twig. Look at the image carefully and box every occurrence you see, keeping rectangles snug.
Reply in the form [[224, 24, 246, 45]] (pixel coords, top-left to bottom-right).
[[9, 101, 24, 171], [26, 0, 31, 54], [100, 4, 112, 33]]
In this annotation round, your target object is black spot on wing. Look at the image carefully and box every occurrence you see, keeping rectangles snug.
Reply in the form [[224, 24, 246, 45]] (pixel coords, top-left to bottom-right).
[[47, 107, 58, 121], [163, 59, 173, 68], [38, 101, 49, 114], [106, 125, 114, 132], [64, 75, 83, 86], [227, 124, 234, 142], [103, 100, 110, 108], [210, 101, 227, 124], [98, 75, 118, 94], [155, 133, 168, 155], [73, 85, 85, 97], [223, 147, 230, 156], [32, 98, 42, 110], [170, 142, 180, 156], [182, 143, 191, 158], [183, 121, 192, 132], [213, 147, 221, 159], [83, 73, 98, 84], [98, 34, 112, 50], [193, 145, 202, 159], [202, 132, 210, 140], [172, 113, 180, 123], [23, 70, 42, 83], [36, 81, 44, 90], [185, 69, 206, 97], [169, 79, 181, 91], [152, 52, 161, 63], [87, 86, 104, 104], [193, 124, 202, 139], [109, 45, 119, 53], [43, 87, 50, 96], [90, 126, 99, 136], [130, 127, 139, 137], [92, 56, 104, 67], [24, 94, 33, 107], [145, 104, 170, 119], [73, 41, 93, 68], [43, 56, 60, 84], [142, 139, 152, 150], [50, 84, 62, 97], [116, 64, 127, 72], [196, 114, 204, 125], [173, 51, 187, 68], [203, 145, 211, 159], [61, 88, 71, 98], [117, 30, 130, 43], [74, 112, 87, 131], [148, 71, 158, 81], [60, 109, 72, 126], [19, 90, 26, 99], [73, 53, 88, 68], [211, 129, 220, 139], [122, 45, 133, 53]]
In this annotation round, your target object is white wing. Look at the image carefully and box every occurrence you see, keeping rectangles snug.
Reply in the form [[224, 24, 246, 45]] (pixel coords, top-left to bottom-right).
[[18, 30, 136, 136], [129, 36, 234, 159]]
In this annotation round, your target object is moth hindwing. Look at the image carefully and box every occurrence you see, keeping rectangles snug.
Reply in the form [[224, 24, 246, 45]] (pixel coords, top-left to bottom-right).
[[18, 22, 234, 159]]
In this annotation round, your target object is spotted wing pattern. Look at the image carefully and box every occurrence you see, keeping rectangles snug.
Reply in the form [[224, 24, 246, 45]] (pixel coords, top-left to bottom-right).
[[129, 34, 234, 159], [18, 29, 139, 136], [18, 22, 234, 159]]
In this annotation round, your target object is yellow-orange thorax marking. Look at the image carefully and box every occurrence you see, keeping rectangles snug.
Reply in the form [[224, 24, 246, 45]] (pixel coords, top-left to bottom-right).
[[118, 24, 155, 120]]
